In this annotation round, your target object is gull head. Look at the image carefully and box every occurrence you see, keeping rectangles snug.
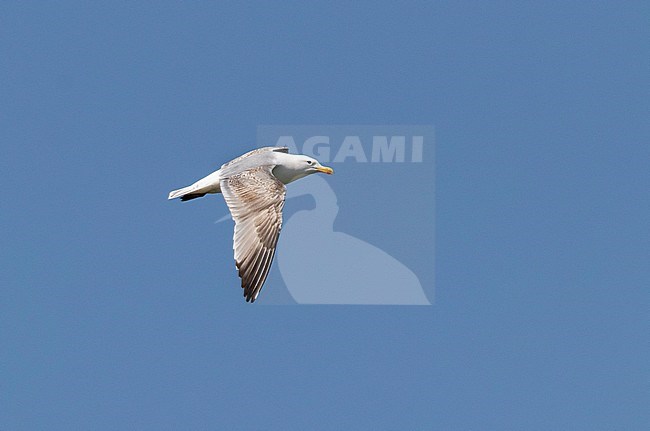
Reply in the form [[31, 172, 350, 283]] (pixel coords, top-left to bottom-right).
[[273, 153, 334, 185], [301, 155, 334, 176]]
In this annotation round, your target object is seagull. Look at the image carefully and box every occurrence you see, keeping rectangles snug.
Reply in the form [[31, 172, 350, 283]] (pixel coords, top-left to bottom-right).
[[168, 146, 334, 302]]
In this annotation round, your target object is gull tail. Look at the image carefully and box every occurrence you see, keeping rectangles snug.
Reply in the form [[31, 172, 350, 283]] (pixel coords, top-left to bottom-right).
[[168, 185, 207, 201], [168, 170, 222, 202]]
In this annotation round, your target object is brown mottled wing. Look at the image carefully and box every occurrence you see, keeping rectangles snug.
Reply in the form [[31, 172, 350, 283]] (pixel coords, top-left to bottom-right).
[[220, 166, 286, 302]]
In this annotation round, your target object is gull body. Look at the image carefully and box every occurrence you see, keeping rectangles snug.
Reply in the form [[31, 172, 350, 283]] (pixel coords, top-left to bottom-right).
[[168, 147, 333, 302]]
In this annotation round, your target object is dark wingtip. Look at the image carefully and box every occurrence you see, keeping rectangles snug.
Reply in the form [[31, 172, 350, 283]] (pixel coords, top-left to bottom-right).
[[180, 193, 207, 202]]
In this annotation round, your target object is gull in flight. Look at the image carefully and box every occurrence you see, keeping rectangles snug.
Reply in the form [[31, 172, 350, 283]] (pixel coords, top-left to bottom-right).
[[168, 147, 334, 302]]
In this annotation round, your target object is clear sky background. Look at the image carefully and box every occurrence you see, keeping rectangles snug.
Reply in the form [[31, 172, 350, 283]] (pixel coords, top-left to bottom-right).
[[1, 1, 649, 430]]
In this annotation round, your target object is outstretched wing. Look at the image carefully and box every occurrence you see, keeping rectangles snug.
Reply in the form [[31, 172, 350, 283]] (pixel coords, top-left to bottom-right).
[[221, 147, 288, 170], [220, 166, 286, 302]]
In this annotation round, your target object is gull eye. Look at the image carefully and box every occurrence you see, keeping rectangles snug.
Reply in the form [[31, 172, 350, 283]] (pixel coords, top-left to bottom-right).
[[307, 160, 313, 165]]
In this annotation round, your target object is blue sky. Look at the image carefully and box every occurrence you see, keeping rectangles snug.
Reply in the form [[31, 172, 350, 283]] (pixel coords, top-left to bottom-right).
[[1, 1, 649, 429]]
